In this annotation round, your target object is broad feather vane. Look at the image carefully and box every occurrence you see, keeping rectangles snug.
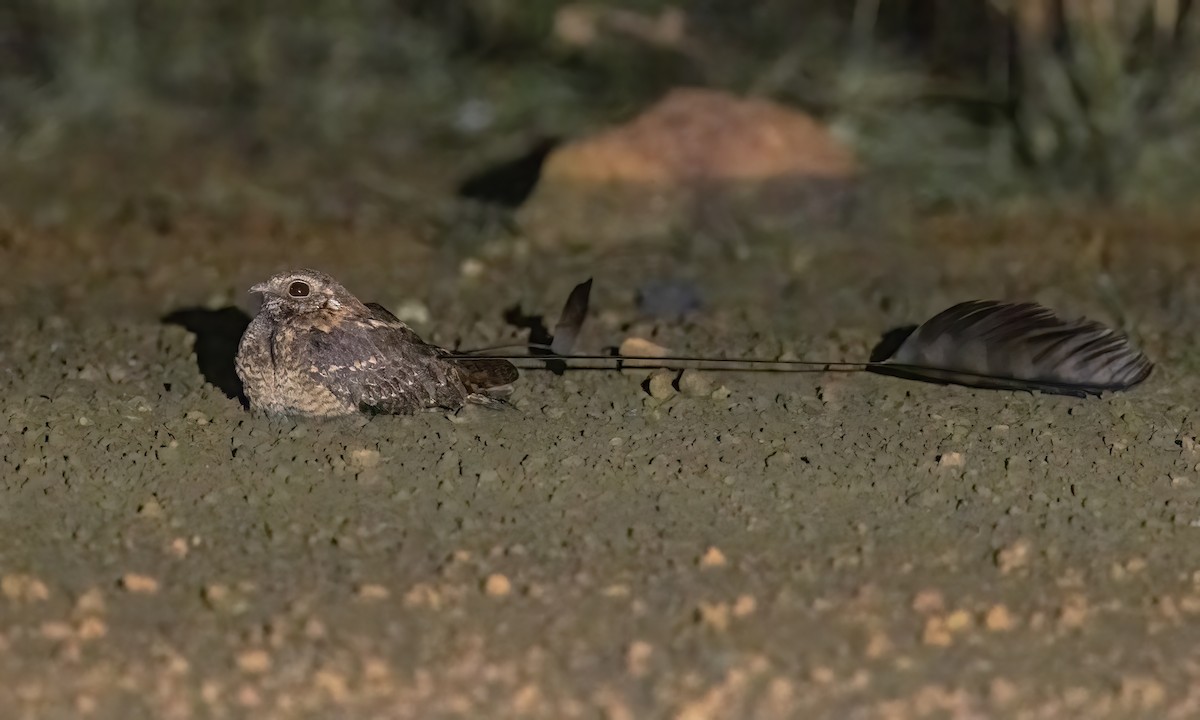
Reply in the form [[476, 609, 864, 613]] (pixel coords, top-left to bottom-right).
[[870, 300, 1152, 396]]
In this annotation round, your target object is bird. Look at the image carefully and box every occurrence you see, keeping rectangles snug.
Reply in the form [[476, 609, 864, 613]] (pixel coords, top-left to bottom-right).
[[235, 269, 519, 417]]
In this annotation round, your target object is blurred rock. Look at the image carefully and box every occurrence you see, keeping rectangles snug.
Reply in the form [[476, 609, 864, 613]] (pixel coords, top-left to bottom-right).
[[519, 87, 859, 246], [539, 87, 855, 183], [636, 279, 703, 318]]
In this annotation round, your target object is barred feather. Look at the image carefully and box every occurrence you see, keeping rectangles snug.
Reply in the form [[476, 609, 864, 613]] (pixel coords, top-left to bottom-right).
[[874, 300, 1153, 396]]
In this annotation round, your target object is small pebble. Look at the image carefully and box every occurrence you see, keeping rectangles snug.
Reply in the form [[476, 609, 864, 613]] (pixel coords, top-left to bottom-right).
[[119, 573, 159, 594], [73, 588, 106, 615], [404, 583, 442, 609], [138, 498, 164, 519], [678, 370, 714, 397], [626, 640, 653, 677], [77, 617, 108, 640], [938, 451, 965, 468], [985, 604, 1016, 631], [945, 609, 972, 631], [995, 539, 1031, 574], [460, 258, 485, 279], [168, 537, 189, 559], [619, 337, 670, 368], [601, 584, 630, 598], [356, 584, 390, 601], [646, 370, 676, 400], [699, 546, 727, 568], [732, 594, 757, 617], [922, 617, 953, 647], [348, 448, 381, 469], [236, 649, 272, 674], [2, 574, 50, 603], [484, 573, 512, 597]]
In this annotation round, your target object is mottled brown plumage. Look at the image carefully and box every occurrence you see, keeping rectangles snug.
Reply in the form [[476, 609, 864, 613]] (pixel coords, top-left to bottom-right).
[[235, 269, 518, 417]]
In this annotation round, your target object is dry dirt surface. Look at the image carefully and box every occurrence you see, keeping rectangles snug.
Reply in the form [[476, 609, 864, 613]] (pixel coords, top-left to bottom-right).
[[2, 159, 1200, 719]]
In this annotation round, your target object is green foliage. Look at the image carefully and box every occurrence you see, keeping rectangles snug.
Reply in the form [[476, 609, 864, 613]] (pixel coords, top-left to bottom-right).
[[1, 0, 1198, 204], [1004, 0, 1200, 200]]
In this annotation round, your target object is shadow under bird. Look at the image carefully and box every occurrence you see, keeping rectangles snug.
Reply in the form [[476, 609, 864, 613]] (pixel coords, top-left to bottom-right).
[[235, 269, 518, 417]]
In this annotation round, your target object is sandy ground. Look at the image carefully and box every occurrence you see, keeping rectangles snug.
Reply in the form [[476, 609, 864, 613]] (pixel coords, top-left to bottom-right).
[[3, 152, 1200, 719]]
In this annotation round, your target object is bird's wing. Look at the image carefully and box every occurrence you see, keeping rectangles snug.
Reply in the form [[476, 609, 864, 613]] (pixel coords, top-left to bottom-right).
[[364, 302, 519, 394], [447, 357, 520, 393], [302, 310, 469, 415]]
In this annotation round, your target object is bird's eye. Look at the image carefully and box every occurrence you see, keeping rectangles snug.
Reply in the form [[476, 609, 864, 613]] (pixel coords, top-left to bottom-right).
[[288, 281, 310, 298]]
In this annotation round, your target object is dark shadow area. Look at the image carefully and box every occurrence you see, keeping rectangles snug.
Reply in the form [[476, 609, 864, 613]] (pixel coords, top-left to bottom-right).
[[636, 279, 704, 319], [162, 306, 252, 404], [501, 304, 567, 374], [457, 137, 560, 207], [868, 324, 918, 363], [502, 305, 552, 347]]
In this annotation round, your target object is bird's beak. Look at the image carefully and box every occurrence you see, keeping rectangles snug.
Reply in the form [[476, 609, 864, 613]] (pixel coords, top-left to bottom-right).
[[249, 282, 270, 295]]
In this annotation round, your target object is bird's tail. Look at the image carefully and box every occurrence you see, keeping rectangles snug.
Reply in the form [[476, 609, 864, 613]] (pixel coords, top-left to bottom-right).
[[451, 357, 520, 394]]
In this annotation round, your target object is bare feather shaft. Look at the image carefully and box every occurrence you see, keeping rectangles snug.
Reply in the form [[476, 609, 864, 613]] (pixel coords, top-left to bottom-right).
[[456, 300, 1153, 397]]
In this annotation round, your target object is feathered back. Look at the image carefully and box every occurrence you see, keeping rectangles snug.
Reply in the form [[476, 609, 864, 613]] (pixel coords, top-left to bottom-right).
[[877, 300, 1152, 396]]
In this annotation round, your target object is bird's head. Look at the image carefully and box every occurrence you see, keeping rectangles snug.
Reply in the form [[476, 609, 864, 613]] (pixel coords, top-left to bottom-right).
[[249, 269, 359, 318]]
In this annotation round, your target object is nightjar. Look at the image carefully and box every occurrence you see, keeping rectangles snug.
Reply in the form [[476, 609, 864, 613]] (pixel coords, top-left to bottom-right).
[[235, 269, 518, 417]]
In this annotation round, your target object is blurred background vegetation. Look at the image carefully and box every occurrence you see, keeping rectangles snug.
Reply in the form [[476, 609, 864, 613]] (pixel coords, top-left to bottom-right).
[[1, 0, 1197, 206]]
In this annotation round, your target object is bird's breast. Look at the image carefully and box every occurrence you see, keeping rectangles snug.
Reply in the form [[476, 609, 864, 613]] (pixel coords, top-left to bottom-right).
[[235, 317, 355, 417]]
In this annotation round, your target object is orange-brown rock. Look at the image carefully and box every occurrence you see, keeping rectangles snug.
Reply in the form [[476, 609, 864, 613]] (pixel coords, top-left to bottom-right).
[[540, 87, 857, 184], [519, 88, 859, 246]]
